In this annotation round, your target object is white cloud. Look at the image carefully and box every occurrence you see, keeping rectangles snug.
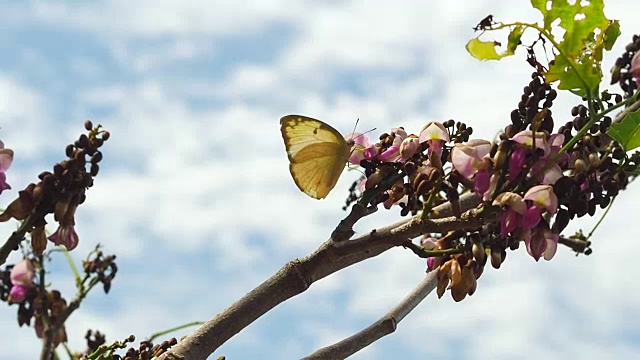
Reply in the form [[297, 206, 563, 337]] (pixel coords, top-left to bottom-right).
[[28, 0, 312, 37], [2, 1, 640, 359]]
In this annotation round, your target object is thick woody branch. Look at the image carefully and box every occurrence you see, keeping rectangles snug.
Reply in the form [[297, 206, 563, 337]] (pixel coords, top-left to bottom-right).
[[158, 193, 482, 360], [302, 271, 438, 360], [160, 182, 602, 359]]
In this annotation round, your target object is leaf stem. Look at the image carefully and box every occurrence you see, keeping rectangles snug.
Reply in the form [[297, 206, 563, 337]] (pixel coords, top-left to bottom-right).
[[586, 195, 616, 241]]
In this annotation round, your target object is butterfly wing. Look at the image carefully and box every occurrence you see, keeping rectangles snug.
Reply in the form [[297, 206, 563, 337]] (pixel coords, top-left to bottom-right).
[[280, 115, 351, 199]]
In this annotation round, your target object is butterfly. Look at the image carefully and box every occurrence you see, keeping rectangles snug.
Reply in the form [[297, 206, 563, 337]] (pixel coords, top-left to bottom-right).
[[280, 115, 355, 199]]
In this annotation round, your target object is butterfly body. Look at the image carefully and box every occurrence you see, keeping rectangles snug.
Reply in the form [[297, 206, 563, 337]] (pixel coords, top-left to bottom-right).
[[280, 115, 352, 199]]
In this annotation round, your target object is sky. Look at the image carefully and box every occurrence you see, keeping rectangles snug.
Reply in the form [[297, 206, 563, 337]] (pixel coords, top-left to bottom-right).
[[0, 1, 639, 359]]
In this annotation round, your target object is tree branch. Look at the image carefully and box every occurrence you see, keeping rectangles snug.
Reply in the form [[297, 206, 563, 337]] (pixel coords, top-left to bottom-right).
[[302, 271, 438, 360], [0, 214, 36, 266], [613, 95, 640, 123], [158, 193, 483, 360]]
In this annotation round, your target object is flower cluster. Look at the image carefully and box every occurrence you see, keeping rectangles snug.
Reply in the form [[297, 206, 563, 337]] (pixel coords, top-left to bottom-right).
[[344, 120, 469, 216], [118, 337, 179, 360], [0, 120, 109, 254], [611, 34, 640, 97], [452, 130, 564, 261], [342, 60, 639, 301], [0, 249, 117, 350]]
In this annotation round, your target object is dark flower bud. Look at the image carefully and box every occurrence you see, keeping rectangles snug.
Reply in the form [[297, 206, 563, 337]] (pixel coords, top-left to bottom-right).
[[490, 245, 503, 269]]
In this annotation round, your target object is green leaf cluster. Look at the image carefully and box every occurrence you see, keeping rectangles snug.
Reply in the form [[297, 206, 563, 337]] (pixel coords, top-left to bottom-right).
[[466, 0, 621, 97], [532, 0, 619, 95]]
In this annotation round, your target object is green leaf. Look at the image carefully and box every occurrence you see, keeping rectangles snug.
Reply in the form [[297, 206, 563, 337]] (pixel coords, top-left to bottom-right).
[[603, 20, 621, 51], [507, 25, 525, 54], [608, 110, 640, 151], [530, 0, 549, 20], [466, 26, 524, 61], [532, 0, 608, 53], [466, 39, 505, 60], [531, 0, 614, 95], [544, 55, 600, 96]]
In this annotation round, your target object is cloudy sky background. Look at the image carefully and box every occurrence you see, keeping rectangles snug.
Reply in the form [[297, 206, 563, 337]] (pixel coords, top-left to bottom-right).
[[0, 1, 639, 359]]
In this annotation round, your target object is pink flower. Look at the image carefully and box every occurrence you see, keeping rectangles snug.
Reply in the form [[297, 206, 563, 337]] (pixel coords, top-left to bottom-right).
[[548, 134, 565, 155], [511, 131, 565, 185], [451, 140, 492, 179], [421, 237, 438, 250], [378, 128, 407, 162], [493, 192, 526, 237], [419, 122, 450, 157], [534, 162, 564, 185], [508, 147, 527, 178], [48, 225, 80, 251], [399, 135, 420, 160], [345, 133, 371, 164], [493, 192, 527, 213], [0, 141, 14, 194], [521, 205, 542, 230], [427, 256, 443, 273], [482, 173, 500, 201], [474, 168, 491, 195], [511, 130, 550, 154], [534, 133, 566, 185], [524, 224, 558, 261], [631, 51, 640, 83], [8, 285, 29, 303], [524, 184, 558, 214], [500, 209, 521, 236], [363, 144, 380, 159], [422, 237, 444, 272], [8, 259, 34, 303]]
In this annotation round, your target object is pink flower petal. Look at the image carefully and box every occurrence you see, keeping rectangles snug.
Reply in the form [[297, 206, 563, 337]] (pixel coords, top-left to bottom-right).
[[419, 122, 449, 143], [522, 206, 542, 230], [474, 168, 490, 195], [0, 148, 14, 172], [525, 227, 547, 261], [544, 231, 559, 261], [400, 136, 419, 160], [8, 285, 29, 303], [631, 51, 640, 83], [10, 259, 34, 286], [524, 185, 558, 214], [493, 192, 527, 214], [509, 148, 527, 178], [511, 130, 550, 154]]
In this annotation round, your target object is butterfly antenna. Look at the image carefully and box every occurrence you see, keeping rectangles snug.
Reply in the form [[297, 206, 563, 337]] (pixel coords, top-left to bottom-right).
[[349, 118, 360, 140]]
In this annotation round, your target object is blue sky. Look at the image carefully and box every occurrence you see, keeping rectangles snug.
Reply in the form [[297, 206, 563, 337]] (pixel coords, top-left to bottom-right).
[[0, 1, 639, 359]]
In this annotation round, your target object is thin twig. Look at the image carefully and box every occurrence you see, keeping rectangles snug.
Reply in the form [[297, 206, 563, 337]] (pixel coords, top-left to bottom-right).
[[330, 203, 377, 242], [39, 255, 54, 360], [302, 271, 438, 360]]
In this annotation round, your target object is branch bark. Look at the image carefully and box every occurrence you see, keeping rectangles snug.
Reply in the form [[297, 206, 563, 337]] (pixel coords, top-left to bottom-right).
[[302, 271, 438, 360], [613, 95, 640, 123], [0, 214, 36, 266], [158, 193, 483, 360]]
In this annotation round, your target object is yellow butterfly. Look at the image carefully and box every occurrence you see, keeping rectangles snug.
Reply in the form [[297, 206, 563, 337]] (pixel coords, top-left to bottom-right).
[[280, 115, 354, 199]]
